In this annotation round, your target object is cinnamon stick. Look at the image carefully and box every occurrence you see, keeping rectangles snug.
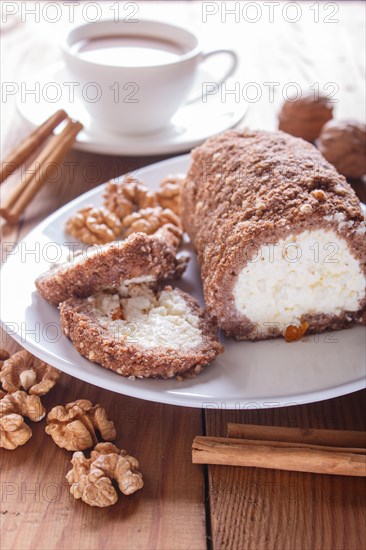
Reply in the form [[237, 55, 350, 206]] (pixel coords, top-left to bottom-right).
[[0, 109, 67, 185], [227, 423, 366, 448], [0, 119, 82, 224], [192, 436, 366, 477]]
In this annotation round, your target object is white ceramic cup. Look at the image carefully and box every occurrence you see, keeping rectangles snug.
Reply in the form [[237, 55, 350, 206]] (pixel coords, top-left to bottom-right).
[[61, 19, 237, 135]]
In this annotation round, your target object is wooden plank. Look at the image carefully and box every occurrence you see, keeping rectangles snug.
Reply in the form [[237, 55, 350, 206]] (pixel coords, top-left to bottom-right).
[[205, 391, 366, 550]]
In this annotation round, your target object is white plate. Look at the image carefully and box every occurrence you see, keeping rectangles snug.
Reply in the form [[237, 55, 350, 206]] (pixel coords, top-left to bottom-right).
[[17, 63, 248, 156], [1, 155, 365, 409]]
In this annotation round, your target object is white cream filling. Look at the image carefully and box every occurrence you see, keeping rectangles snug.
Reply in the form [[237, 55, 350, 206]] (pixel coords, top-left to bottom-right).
[[88, 285, 202, 351], [233, 228, 365, 328], [122, 275, 155, 285]]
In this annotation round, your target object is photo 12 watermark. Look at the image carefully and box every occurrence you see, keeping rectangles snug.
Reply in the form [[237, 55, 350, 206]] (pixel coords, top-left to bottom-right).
[[201, 81, 339, 104], [1, 2, 140, 24], [201, 2, 340, 24], [1, 80, 140, 105]]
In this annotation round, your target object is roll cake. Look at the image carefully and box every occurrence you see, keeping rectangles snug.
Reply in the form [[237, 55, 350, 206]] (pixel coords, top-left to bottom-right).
[[181, 129, 366, 340]]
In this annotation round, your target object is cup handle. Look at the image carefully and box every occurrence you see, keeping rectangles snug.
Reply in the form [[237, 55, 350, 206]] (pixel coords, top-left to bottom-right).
[[186, 49, 238, 104]]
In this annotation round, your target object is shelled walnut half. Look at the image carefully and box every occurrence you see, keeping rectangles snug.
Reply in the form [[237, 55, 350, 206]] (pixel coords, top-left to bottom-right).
[[123, 206, 181, 237], [0, 390, 45, 450], [0, 350, 60, 395], [103, 176, 157, 219], [156, 173, 185, 216], [65, 206, 123, 245], [155, 223, 184, 251], [66, 442, 143, 507], [45, 399, 116, 451]]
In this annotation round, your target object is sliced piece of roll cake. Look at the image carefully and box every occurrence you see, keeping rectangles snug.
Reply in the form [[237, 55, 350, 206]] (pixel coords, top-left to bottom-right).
[[181, 129, 366, 340], [36, 225, 187, 305], [60, 284, 223, 378]]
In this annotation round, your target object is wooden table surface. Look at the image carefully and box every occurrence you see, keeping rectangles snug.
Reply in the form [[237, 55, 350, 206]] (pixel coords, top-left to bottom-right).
[[1, 2, 365, 549]]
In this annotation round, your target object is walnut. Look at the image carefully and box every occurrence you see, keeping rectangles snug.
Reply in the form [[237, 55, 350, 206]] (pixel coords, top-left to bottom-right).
[[121, 177, 157, 209], [65, 206, 123, 245], [0, 350, 60, 395], [278, 92, 333, 142], [0, 414, 32, 450], [0, 390, 46, 420], [155, 223, 184, 250], [103, 180, 134, 219], [66, 442, 143, 507], [45, 399, 116, 451], [0, 390, 45, 449], [316, 120, 366, 179], [156, 174, 185, 215], [103, 176, 157, 220], [123, 206, 182, 237]]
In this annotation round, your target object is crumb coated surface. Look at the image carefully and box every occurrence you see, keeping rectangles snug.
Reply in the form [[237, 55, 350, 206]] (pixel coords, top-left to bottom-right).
[[35, 231, 187, 305], [181, 129, 366, 339]]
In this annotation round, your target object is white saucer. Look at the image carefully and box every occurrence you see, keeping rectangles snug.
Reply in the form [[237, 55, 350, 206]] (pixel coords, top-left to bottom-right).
[[17, 63, 248, 156]]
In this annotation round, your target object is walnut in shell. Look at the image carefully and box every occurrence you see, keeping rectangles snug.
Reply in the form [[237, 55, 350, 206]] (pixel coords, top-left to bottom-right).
[[156, 174, 185, 216], [65, 206, 123, 245], [45, 399, 116, 451], [0, 390, 45, 450], [317, 120, 366, 179], [278, 92, 333, 142], [0, 350, 60, 395], [123, 206, 182, 237], [66, 442, 143, 507]]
